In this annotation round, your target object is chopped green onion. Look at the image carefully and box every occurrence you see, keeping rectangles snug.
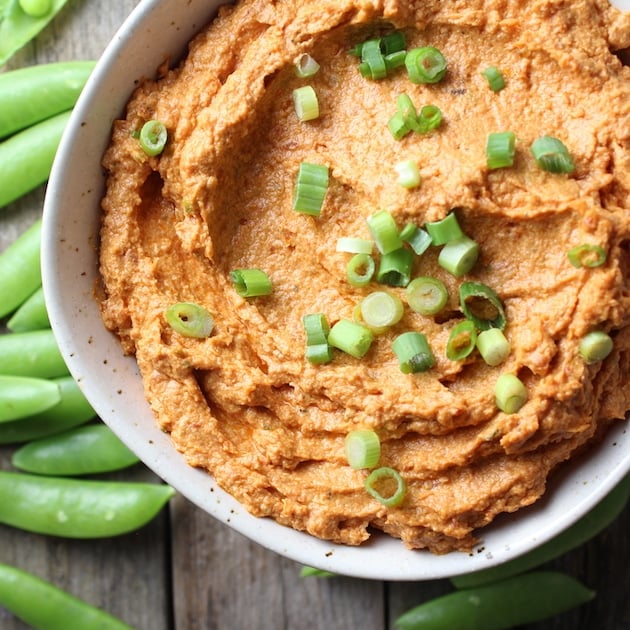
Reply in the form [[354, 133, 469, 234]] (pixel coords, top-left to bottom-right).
[[400, 224, 432, 256], [406, 276, 448, 316], [476, 328, 511, 366], [416, 105, 443, 133], [292, 85, 320, 121], [377, 248, 414, 287], [405, 46, 447, 84], [292, 162, 329, 216], [459, 281, 506, 331], [495, 373, 528, 414], [328, 319, 374, 358], [336, 237, 374, 255], [388, 111, 411, 140], [530, 136, 575, 174], [381, 31, 407, 55], [359, 291, 404, 330], [300, 566, 336, 578], [294, 53, 320, 78], [367, 210, 403, 254], [482, 66, 505, 92], [392, 331, 435, 373], [165, 302, 214, 338], [486, 131, 516, 170], [359, 39, 387, 80], [346, 253, 376, 287], [397, 93, 418, 126], [425, 213, 464, 246], [365, 466, 406, 507], [438, 235, 480, 277], [345, 429, 381, 469], [446, 320, 477, 361], [579, 331, 613, 364], [394, 160, 421, 189], [229, 269, 273, 297], [567, 244, 607, 268], [302, 313, 332, 365], [139, 120, 167, 156], [384, 50, 407, 71]]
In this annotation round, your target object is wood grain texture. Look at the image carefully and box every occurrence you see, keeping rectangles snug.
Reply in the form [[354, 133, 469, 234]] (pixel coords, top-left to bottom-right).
[[0, 2, 628, 629]]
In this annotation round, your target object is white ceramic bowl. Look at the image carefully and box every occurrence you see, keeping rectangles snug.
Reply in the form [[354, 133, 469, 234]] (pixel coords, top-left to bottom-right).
[[42, 0, 630, 581]]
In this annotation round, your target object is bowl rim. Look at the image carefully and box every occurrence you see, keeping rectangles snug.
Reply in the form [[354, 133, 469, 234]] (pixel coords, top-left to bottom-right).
[[41, 0, 630, 581]]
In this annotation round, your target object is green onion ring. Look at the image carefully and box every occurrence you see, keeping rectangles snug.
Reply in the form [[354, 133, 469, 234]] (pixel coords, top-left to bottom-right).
[[567, 244, 607, 268], [364, 466, 406, 507], [446, 320, 477, 361], [459, 281, 506, 331], [165, 302, 214, 338]]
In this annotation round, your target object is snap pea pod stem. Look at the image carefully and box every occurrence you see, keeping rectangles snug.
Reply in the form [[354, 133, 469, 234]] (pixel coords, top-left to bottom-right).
[[0, 61, 94, 138], [6, 286, 50, 331], [12, 423, 140, 476], [0, 219, 42, 318], [0, 375, 60, 422], [0, 329, 68, 378], [0, 110, 70, 209], [0, 563, 134, 630], [0, 376, 95, 444], [395, 571, 594, 630], [451, 473, 630, 588], [0, 471, 174, 538]]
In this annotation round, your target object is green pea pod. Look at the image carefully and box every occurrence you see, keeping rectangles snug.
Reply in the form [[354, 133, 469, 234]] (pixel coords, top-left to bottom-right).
[[7, 286, 50, 331], [451, 474, 630, 589], [395, 571, 594, 630], [0, 60, 94, 138], [0, 0, 71, 66], [0, 329, 68, 378], [12, 423, 140, 476], [0, 375, 60, 422], [0, 563, 134, 630], [0, 471, 175, 538], [0, 110, 70, 209], [0, 219, 41, 318], [0, 375, 95, 444]]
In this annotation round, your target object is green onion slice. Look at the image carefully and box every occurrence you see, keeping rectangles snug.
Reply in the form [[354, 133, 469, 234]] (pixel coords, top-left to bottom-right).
[[486, 131, 516, 170], [367, 210, 403, 254], [293, 162, 329, 216], [406, 277, 448, 316], [392, 331, 435, 373], [384, 50, 407, 71], [377, 247, 414, 287], [495, 373, 528, 414], [388, 111, 411, 141], [400, 224, 432, 256], [365, 466, 406, 507], [459, 281, 506, 331], [438, 235, 480, 277], [139, 120, 167, 156], [446, 320, 477, 361], [346, 253, 376, 288], [336, 237, 374, 255], [417, 105, 443, 133], [294, 53, 320, 78], [328, 319, 374, 358], [530, 136, 575, 174], [359, 291, 404, 330], [292, 85, 320, 121], [302, 313, 332, 365], [360, 39, 387, 80], [165, 302, 214, 338], [482, 66, 505, 92], [425, 213, 464, 246], [345, 429, 381, 469], [567, 244, 607, 268], [476, 328, 511, 366], [381, 31, 407, 55], [579, 331, 613, 364], [229, 269, 273, 297], [394, 159, 421, 189], [405, 46, 447, 84]]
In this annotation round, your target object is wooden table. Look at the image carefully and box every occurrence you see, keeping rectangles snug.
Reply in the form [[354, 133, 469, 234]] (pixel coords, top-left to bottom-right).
[[0, 2, 628, 628]]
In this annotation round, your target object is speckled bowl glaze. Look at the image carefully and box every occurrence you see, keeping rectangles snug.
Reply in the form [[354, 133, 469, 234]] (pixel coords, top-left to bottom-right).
[[42, 0, 630, 580]]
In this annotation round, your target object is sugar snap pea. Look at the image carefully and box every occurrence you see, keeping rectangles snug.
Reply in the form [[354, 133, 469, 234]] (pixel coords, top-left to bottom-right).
[[0, 60, 94, 138], [0, 563, 134, 630], [0, 110, 70, 209], [394, 571, 594, 630], [451, 474, 630, 589], [0, 219, 41, 318], [6, 286, 49, 331], [0, 375, 60, 422], [12, 423, 140, 476], [0, 0, 70, 66], [0, 375, 95, 444], [0, 471, 174, 537], [0, 328, 68, 378]]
